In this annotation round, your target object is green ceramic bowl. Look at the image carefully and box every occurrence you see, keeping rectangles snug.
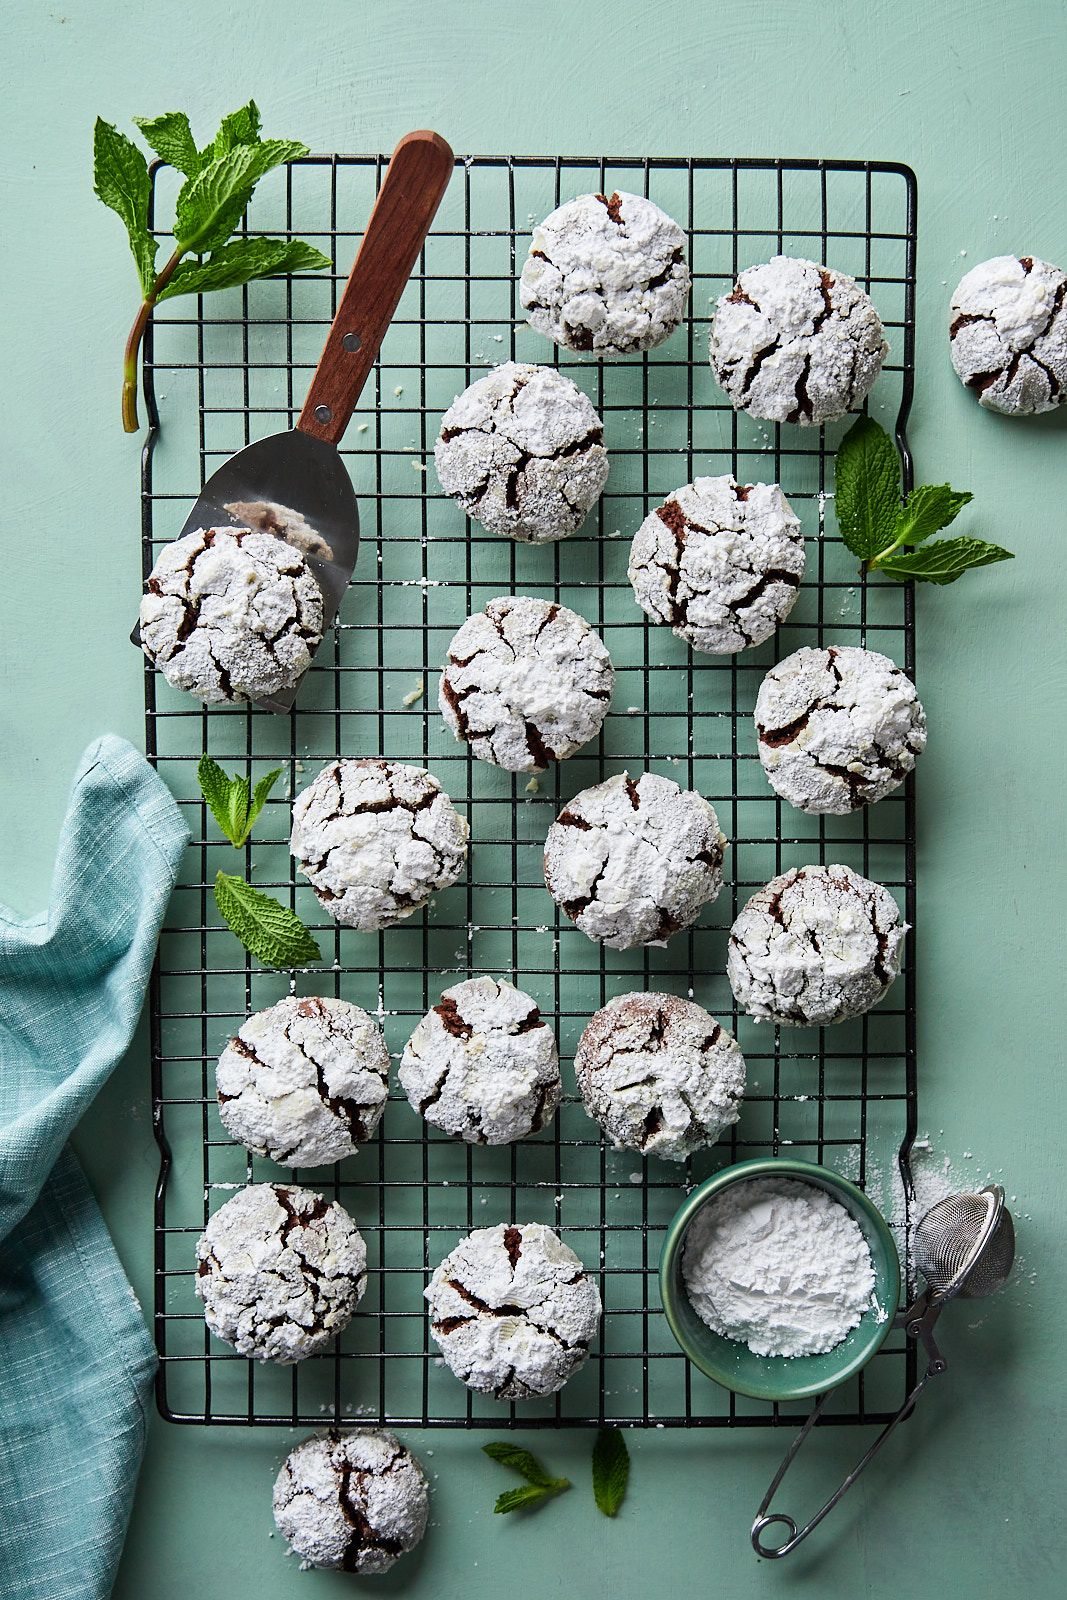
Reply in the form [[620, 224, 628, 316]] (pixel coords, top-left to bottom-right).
[[659, 1158, 901, 1403]]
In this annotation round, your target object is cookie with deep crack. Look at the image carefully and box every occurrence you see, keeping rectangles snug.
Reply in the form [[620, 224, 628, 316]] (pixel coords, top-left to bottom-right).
[[949, 254, 1067, 414], [543, 771, 726, 949], [273, 1428, 428, 1574], [755, 645, 926, 814], [139, 526, 323, 704], [574, 992, 745, 1162], [425, 1222, 601, 1399], [195, 1184, 366, 1363], [519, 190, 690, 357], [216, 997, 390, 1167], [728, 864, 906, 1027], [709, 257, 888, 426], [434, 363, 608, 543], [290, 759, 469, 930], [439, 596, 614, 772], [628, 476, 804, 654], [399, 976, 561, 1145]]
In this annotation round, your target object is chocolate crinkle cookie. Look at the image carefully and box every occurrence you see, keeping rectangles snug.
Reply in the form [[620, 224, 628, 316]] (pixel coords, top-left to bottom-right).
[[138, 526, 323, 704], [519, 191, 690, 357], [216, 997, 390, 1167], [290, 759, 469, 930], [273, 1428, 428, 1574], [709, 257, 888, 426], [434, 362, 608, 543], [728, 864, 906, 1027], [195, 1184, 366, 1363], [425, 1222, 601, 1399], [628, 475, 804, 654], [400, 976, 561, 1145], [440, 595, 614, 772], [574, 992, 745, 1163], [755, 645, 926, 814], [543, 771, 726, 949], [949, 254, 1067, 414]]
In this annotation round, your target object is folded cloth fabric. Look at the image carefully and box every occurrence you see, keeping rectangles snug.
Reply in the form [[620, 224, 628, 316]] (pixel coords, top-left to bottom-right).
[[0, 736, 189, 1600]]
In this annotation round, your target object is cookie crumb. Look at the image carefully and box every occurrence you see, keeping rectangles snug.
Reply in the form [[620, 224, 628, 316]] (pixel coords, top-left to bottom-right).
[[402, 677, 425, 706]]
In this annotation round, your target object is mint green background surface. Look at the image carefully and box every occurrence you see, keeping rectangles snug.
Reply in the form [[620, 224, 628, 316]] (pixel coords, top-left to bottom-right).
[[2, 1, 1064, 1595]]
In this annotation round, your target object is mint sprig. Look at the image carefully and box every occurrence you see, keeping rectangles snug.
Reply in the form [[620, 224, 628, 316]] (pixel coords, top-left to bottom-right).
[[833, 416, 1013, 584], [591, 1428, 629, 1518], [482, 1442, 569, 1514], [197, 755, 282, 849], [213, 872, 322, 969], [93, 101, 330, 432]]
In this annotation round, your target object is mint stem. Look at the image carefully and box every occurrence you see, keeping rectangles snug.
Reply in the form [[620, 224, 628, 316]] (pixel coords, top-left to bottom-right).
[[122, 247, 182, 432]]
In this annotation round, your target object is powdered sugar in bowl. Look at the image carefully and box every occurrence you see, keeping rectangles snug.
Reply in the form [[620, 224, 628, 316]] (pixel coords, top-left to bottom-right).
[[659, 1159, 900, 1402]]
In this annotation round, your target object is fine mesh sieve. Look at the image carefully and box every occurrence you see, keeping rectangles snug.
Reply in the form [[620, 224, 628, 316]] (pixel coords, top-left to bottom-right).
[[914, 1186, 1016, 1302]]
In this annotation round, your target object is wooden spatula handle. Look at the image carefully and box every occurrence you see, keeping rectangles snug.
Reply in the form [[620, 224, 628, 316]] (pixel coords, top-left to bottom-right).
[[297, 130, 454, 446]]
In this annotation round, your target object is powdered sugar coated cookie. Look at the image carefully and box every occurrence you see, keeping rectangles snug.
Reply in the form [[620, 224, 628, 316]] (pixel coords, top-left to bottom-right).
[[400, 976, 561, 1145], [728, 864, 906, 1027], [434, 363, 608, 543], [709, 257, 888, 425], [755, 645, 925, 814], [543, 771, 726, 949], [628, 476, 804, 653], [273, 1428, 428, 1574], [574, 992, 745, 1162], [949, 254, 1067, 414], [216, 997, 390, 1167], [139, 526, 323, 704], [439, 596, 614, 772], [520, 190, 690, 357], [290, 760, 469, 930], [425, 1222, 601, 1398]]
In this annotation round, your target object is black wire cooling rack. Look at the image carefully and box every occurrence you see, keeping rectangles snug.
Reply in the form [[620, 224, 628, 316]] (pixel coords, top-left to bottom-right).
[[143, 153, 919, 1428]]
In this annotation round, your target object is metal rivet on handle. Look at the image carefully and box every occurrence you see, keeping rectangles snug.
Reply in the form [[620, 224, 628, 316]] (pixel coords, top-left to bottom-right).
[[314, 404, 333, 424], [342, 332, 362, 352]]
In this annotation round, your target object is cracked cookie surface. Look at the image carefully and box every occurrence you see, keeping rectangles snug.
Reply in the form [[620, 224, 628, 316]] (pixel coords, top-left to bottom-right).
[[434, 362, 608, 543], [273, 1428, 428, 1575], [216, 997, 390, 1167], [519, 190, 690, 357], [290, 759, 469, 930], [755, 645, 926, 814], [728, 864, 906, 1027], [425, 1222, 601, 1399], [709, 256, 888, 426], [543, 770, 726, 949], [399, 975, 560, 1145], [440, 595, 614, 772], [574, 992, 745, 1163], [195, 1183, 366, 1363], [139, 526, 323, 704], [949, 254, 1067, 414], [628, 476, 804, 654]]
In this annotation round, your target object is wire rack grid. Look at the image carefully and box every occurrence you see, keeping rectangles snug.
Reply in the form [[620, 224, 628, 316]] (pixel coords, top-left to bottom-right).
[[143, 153, 919, 1429]]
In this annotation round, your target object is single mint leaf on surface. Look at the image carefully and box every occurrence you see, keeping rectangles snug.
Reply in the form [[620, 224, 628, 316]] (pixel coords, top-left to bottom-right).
[[493, 1485, 551, 1516], [197, 754, 250, 847], [157, 238, 331, 301], [174, 139, 309, 255], [894, 483, 974, 548], [592, 1428, 629, 1518], [246, 767, 284, 836], [133, 112, 201, 178], [210, 99, 263, 159], [213, 872, 322, 968], [833, 415, 902, 562], [482, 1442, 562, 1489], [875, 537, 1015, 586], [93, 117, 157, 295]]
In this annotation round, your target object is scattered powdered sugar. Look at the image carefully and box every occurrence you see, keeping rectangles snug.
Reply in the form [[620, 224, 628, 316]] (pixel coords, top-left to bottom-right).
[[682, 1177, 876, 1357]]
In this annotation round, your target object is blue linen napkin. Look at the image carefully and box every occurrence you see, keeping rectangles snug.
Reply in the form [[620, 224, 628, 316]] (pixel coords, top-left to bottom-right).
[[0, 735, 189, 1600]]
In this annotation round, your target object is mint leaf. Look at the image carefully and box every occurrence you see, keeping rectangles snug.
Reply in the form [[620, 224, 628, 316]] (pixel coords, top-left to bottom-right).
[[833, 415, 902, 561], [592, 1428, 629, 1517], [93, 117, 157, 295], [133, 112, 200, 178], [174, 139, 308, 255], [493, 1485, 551, 1515], [157, 238, 331, 302], [874, 537, 1015, 586], [210, 99, 262, 159], [213, 872, 322, 967], [895, 483, 974, 548], [197, 755, 250, 847], [247, 767, 284, 836], [482, 1443, 564, 1489]]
